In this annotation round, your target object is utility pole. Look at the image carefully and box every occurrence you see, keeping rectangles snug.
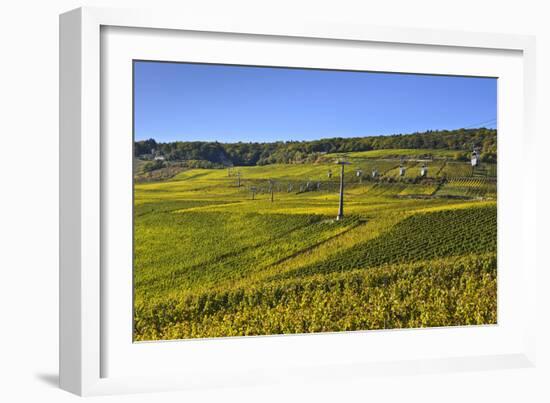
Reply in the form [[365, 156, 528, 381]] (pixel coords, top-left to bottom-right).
[[237, 171, 241, 187], [336, 160, 351, 220], [269, 179, 274, 202]]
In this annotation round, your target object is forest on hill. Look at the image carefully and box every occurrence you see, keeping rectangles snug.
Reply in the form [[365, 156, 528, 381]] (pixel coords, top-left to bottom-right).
[[135, 128, 497, 167]]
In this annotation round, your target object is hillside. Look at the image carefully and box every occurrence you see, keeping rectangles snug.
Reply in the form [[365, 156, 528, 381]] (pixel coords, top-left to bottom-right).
[[134, 152, 497, 340], [135, 127, 497, 167]]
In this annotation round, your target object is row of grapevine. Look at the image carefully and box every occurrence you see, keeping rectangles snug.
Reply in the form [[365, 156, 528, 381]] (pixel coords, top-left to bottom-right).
[[435, 178, 497, 199], [278, 205, 496, 279], [134, 253, 497, 340]]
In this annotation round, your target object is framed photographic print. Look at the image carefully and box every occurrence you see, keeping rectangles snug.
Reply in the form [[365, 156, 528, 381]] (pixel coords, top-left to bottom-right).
[[60, 7, 537, 396], [132, 61, 499, 342]]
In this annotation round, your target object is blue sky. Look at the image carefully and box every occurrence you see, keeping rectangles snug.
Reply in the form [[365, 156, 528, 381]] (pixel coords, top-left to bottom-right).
[[134, 61, 497, 143]]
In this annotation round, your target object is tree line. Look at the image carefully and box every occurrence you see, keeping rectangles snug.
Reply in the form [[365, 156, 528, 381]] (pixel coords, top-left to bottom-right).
[[135, 128, 497, 166]]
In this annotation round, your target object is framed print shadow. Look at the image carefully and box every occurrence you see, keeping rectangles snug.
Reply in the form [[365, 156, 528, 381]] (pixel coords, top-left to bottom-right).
[[60, 6, 537, 396], [132, 61, 498, 341]]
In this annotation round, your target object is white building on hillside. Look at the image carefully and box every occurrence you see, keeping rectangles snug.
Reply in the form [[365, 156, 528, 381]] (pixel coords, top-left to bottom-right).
[[471, 149, 479, 167]]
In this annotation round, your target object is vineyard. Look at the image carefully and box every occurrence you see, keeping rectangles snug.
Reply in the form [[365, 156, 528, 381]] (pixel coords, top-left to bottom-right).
[[134, 150, 497, 340], [435, 178, 497, 199], [278, 206, 496, 279], [134, 254, 496, 339]]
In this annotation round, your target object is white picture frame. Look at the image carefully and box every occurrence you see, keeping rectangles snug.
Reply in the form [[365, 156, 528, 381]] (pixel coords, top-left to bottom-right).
[[60, 6, 537, 396]]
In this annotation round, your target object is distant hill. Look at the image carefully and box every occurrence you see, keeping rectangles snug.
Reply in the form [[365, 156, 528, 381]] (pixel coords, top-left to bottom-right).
[[135, 128, 497, 166]]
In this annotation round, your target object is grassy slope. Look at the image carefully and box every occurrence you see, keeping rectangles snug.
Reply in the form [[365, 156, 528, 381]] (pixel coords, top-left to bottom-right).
[[134, 157, 497, 340]]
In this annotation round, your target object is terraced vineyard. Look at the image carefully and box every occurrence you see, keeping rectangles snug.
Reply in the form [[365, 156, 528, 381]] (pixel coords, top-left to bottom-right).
[[436, 178, 497, 199], [134, 151, 498, 340], [441, 161, 475, 178]]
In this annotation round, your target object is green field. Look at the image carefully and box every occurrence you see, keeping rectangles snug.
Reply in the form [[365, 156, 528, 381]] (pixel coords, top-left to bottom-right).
[[134, 155, 497, 340]]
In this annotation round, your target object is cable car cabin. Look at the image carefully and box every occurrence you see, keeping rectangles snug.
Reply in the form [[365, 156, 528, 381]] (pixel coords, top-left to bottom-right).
[[471, 150, 479, 167], [372, 168, 378, 178], [356, 169, 363, 177], [420, 165, 427, 177], [399, 166, 406, 176]]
